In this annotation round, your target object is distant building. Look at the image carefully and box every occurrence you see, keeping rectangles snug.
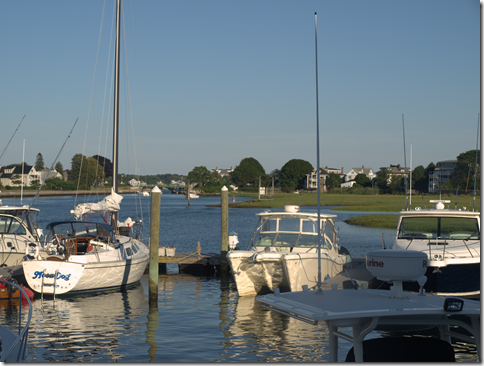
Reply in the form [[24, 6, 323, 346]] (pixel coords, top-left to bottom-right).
[[128, 178, 141, 187], [40, 168, 63, 182], [428, 160, 458, 193], [0, 165, 40, 187], [171, 180, 186, 186], [211, 166, 233, 177], [377, 164, 410, 184], [305, 166, 344, 192], [345, 166, 376, 182]]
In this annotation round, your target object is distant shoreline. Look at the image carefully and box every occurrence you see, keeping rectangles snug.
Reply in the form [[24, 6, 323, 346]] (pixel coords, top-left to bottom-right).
[[0, 189, 136, 198]]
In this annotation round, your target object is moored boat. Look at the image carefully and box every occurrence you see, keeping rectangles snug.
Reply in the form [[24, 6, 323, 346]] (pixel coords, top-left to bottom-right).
[[256, 249, 481, 362], [383, 199, 480, 299], [0, 203, 43, 267], [22, 215, 149, 296], [21, 0, 150, 297], [227, 205, 352, 296]]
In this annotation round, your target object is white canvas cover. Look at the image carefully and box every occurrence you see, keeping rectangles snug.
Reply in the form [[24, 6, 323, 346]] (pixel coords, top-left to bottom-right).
[[71, 188, 123, 220]]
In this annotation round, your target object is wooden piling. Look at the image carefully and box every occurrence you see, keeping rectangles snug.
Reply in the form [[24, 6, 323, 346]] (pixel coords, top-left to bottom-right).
[[221, 185, 228, 271], [149, 186, 161, 306]]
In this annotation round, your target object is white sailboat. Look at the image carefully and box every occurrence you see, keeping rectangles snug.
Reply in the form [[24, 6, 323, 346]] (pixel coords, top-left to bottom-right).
[[22, 0, 150, 296]]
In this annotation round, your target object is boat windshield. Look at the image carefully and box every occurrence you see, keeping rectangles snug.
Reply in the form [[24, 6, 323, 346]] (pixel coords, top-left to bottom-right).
[[398, 217, 480, 240], [44, 222, 114, 243], [0, 209, 40, 239], [252, 216, 335, 249]]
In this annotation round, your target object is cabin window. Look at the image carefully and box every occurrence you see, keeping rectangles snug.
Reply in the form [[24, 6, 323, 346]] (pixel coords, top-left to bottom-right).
[[398, 217, 480, 240], [0, 217, 26, 235], [132, 243, 139, 253], [126, 247, 133, 256]]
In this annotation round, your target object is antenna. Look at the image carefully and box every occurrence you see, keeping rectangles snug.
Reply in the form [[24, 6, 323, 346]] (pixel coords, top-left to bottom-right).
[[472, 113, 479, 212], [402, 114, 408, 210], [314, 12, 322, 292]]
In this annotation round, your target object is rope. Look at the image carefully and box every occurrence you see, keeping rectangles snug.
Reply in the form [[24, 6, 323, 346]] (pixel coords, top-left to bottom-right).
[[161, 242, 210, 263]]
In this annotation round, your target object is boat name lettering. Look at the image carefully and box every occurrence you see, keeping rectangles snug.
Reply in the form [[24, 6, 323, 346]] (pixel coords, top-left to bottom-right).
[[366, 258, 384, 267], [32, 271, 71, 281]]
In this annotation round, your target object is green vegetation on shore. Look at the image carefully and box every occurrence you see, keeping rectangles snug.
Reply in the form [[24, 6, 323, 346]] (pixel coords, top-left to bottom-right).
[[227, 191, 480, 229], [343, 214, 399, 229]]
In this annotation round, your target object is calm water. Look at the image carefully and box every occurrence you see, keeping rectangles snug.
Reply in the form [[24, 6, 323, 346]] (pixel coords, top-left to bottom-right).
[[0, 193, 478, 362]]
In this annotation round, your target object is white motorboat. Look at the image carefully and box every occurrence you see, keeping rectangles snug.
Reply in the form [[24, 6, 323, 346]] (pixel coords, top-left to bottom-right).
[[257, 250, 481, 362], [0, 279, 33, 362], [22, 0, 149, 297], [189, 192, 199, 199], [138, 190, 150, 196], [226, 205, 352, 297], [384, 199, 480, 299], [0, 203, 43, 267]]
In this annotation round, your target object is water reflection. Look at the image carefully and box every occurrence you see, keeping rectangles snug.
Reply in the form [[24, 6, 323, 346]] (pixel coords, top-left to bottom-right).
[[26, 283, 148, 362], [219, 289, 331, 362]]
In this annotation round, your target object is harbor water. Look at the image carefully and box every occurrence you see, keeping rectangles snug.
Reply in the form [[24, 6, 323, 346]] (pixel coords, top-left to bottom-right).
[[0, 192, 478, 362]]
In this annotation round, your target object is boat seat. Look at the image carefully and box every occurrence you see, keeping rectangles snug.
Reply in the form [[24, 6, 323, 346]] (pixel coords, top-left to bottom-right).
[[345, 337, 455, 362]]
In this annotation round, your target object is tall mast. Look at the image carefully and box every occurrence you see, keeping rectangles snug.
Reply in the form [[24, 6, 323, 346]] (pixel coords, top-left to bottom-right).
[[113, 0, 121, 194], [314, 12, 322, 291], [112, 0, 121, 230]]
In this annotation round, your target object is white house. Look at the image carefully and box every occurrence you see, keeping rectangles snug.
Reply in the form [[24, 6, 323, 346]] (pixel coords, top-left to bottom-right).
[[0, 165, 40, 187], [40, 168, 63, 182], [211, 166, 234, 177], [345, 166, 376, 182]]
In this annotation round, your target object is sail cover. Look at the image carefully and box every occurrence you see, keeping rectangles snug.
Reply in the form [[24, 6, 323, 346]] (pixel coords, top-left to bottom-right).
[[70, 188, 123, 220]]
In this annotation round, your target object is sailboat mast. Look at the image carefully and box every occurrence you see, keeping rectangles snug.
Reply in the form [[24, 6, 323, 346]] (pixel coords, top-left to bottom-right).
[[113, 0, 121, 195], [314, 12, 322, 291], [112, 0, 121, 230]]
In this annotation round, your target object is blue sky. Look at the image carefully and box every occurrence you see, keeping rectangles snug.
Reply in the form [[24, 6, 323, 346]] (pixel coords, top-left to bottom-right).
[[0, 0, 480, 177]]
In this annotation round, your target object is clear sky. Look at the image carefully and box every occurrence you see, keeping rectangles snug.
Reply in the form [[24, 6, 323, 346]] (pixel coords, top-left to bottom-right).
[[0, 0, 480, 177]]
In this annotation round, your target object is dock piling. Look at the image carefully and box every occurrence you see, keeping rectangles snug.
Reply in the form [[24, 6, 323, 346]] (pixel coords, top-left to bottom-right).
[[149, 186, 161, 306], [221, 186, 228, 271]]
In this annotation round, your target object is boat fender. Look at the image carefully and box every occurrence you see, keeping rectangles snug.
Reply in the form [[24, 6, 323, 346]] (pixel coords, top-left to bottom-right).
[[87, 244, 94, 252], [25, 243, 39, 259]]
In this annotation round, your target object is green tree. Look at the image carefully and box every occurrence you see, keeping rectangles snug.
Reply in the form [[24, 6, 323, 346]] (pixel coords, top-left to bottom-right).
[[34, 153, 44, 171], [55, 161, 64, 176], [279, 159, 313, 193], [389, 175, 403, 194], [187, 166, 212, 187], [375, 169, 390, 193], [269, 169, 280, 188], [69, 154, 105, 187], [231, 157, 266, 187], [354, 173, 371, 187], [326, 172, 342, 190], [449, 149, 480, 191], [412, 165, 426, 193]]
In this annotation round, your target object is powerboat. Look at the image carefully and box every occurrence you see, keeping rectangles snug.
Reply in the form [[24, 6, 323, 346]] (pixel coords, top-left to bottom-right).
[[0, 203, 43, 267], [22, 191, 149, 296], [257, 250, 481, 362], [227, 205, 352, 296], [384, 199, 480, 299]]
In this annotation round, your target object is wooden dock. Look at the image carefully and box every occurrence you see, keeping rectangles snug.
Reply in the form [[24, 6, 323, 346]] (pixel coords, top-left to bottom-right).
[[153, 252, 222, 275]]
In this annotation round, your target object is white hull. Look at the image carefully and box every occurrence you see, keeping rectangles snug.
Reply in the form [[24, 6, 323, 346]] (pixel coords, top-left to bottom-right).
[[282, 252, 347, 292], [23, 235, 149, 295], [227, 251, 267, 296]]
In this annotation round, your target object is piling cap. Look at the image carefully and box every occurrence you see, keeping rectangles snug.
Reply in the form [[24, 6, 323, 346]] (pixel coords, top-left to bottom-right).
[[151, 186, 161, 193], [222, 186, 228, 191]]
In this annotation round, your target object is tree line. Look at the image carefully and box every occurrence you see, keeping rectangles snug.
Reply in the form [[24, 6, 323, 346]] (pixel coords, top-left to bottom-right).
[[187, 149, 480, 195]]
